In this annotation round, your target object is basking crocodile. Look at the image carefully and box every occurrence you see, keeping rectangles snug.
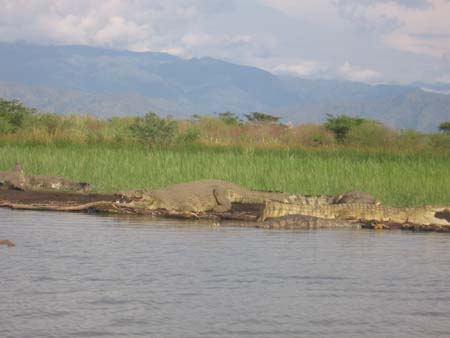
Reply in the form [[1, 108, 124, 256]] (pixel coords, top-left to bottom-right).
[[0, 239, 15, 247], [117, 179, 296, 214], [26, 175, 91, 192], [117, 179, 378, 216], [0, 164, 27, 190], [0, 164, 90, 192], [261, 200, 450, 230], [256, 214, 360, 230], [333, 191, 380, 205]]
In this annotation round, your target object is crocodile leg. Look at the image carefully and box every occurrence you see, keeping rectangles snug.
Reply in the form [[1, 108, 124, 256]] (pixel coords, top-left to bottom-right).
[[212, 187, 232, 212]]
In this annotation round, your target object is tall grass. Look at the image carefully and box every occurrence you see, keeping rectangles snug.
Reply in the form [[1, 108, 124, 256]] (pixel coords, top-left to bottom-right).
[[1, 143, 449, 207], [1, 109, 449, 154]]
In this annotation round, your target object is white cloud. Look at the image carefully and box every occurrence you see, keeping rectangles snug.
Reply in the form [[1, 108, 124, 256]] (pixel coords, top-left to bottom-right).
[[0, 0, 449, 83], [0, 0, 254, 62], [338, 62, 381, 82], [337, 0, 450, 57], [273, 61, 329, 77], [161, 47, 188, 57], [261, 0, 339, 22], [0, 0, 223, 51], [182, 32, 251, 48]]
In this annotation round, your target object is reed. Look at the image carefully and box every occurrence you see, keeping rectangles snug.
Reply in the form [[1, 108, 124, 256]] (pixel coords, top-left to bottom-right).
[[1, 143, 449, 207]]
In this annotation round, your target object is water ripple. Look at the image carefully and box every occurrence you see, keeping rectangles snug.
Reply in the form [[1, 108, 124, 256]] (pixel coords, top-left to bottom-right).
[[2, 208, 450, 338]]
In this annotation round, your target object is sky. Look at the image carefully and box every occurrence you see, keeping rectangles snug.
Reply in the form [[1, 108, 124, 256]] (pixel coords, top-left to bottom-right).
[[1, 0, 450, 84]]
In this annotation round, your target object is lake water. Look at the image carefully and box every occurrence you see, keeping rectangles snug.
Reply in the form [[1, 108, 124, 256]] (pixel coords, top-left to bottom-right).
[[1, 208, 450, 338]]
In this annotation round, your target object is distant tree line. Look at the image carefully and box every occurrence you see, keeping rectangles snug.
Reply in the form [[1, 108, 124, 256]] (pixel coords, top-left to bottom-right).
[[1, 98, 449, 152]]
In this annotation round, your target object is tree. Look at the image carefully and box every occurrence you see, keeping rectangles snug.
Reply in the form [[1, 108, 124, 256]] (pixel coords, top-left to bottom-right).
[[218, 112, 241, 125], [244, 112, 280, 123], [324, 114, 366, 142], [439, 121, 450, 133], [0, 98, 35, 134]]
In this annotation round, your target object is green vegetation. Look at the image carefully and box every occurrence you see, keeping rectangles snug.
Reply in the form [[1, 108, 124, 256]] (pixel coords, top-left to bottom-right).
[[324, 114, 366, 142], [0, 98, 449, 153], [0, 99, 35, 134], [129, 112, 200, 147], [0, 143, 449, 207], [244, 112, 280, 123], [439, 121, 450, 133], [1, 98, 449, 207], [217, 112, 242, 125]]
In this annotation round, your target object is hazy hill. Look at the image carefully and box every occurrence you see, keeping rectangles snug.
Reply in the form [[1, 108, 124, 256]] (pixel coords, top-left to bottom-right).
[[0, 42, 449, 130]]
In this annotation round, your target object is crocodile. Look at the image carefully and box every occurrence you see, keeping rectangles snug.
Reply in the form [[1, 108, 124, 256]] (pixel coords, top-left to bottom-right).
[[117, 179, 296, 214], [0, 239, 15, 247], [117, 179, 378, 216], [261, 200, 450, 231], [0, 164, 27, 190], [26, 175, 91, 192], [333, 191, 380, 205], [0, 164, 90, 192], [256, 214, 360, 230]]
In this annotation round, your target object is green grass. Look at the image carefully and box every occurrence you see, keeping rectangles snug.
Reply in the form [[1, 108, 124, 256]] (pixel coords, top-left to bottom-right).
[[1, 143, 449, 207]]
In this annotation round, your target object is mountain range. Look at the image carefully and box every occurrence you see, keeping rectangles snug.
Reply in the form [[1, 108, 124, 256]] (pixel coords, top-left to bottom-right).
[[0, 41, 449, 131]]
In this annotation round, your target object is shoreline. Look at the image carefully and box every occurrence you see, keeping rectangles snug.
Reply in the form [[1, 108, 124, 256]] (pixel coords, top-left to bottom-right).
[[1, 189, 449, 233]]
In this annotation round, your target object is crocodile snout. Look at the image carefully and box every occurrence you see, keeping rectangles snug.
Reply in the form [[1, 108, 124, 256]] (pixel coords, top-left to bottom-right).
[[435, 209, 450, 222]]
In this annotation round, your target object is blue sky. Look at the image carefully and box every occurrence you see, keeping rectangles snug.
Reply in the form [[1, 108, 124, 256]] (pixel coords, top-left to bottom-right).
[[1, 0, 449, 83]]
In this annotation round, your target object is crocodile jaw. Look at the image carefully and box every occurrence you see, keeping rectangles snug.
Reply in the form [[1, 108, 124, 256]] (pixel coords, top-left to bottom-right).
[[408, 207, 450, 226]]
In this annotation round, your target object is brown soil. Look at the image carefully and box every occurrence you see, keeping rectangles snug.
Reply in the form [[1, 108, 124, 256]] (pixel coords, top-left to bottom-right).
[[0, 189, 116, 205]]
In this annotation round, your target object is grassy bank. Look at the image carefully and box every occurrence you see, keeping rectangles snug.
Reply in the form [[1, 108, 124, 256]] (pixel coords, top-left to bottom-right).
[[2, 98, 450, 153], [1, 143, 449, 207]]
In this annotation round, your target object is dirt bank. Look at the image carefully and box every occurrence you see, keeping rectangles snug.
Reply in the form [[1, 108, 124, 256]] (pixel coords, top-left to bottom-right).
[[0, 190, 116, 208]]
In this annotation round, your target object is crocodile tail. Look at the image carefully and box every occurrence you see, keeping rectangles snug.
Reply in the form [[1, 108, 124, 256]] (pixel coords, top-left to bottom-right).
[[261, 200, 307, 221]]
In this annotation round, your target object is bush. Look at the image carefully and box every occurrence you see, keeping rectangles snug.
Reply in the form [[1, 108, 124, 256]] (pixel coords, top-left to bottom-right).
[[345, 121, 398, 148], [325, 114, 366, 142], [178, 127, 200, 144], [130, 112, 179, 147], [35, 113, 64, 135], [0, 99, 35, 134], [244, 112, 280, 123], [396, 129, 429, 152], [290, 124, 336, 147], [428, 133, 450, 152], [0, 115, 14, 134], [191, 116, 239, 145], [439, 121, 450, 133], [240, 122, 289, 146], [218, 112, 242, 125]]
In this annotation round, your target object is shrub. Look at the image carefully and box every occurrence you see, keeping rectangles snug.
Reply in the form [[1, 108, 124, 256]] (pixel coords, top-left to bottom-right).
[[345, 121, 398, 148], [324, 114, 366, 142], [290, 124, 336, 147], [178, 127, 200, 144], [428, 133, 450, 152], [396, 129, 429, 152], [242, 122, 288, 146], [439, 121, 450, 133], [192, 116, 238, 145], [0, 115, 14, 134], [35, 113, 64, 135], [0, 98, 35, 134], [244, 112, 280, 123], [218, 112, 242, 125], [130, 112, 178, 147]]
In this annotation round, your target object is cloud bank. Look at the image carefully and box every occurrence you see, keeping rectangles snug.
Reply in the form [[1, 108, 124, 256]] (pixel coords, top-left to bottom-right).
[[0, 0, 449, 83]]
